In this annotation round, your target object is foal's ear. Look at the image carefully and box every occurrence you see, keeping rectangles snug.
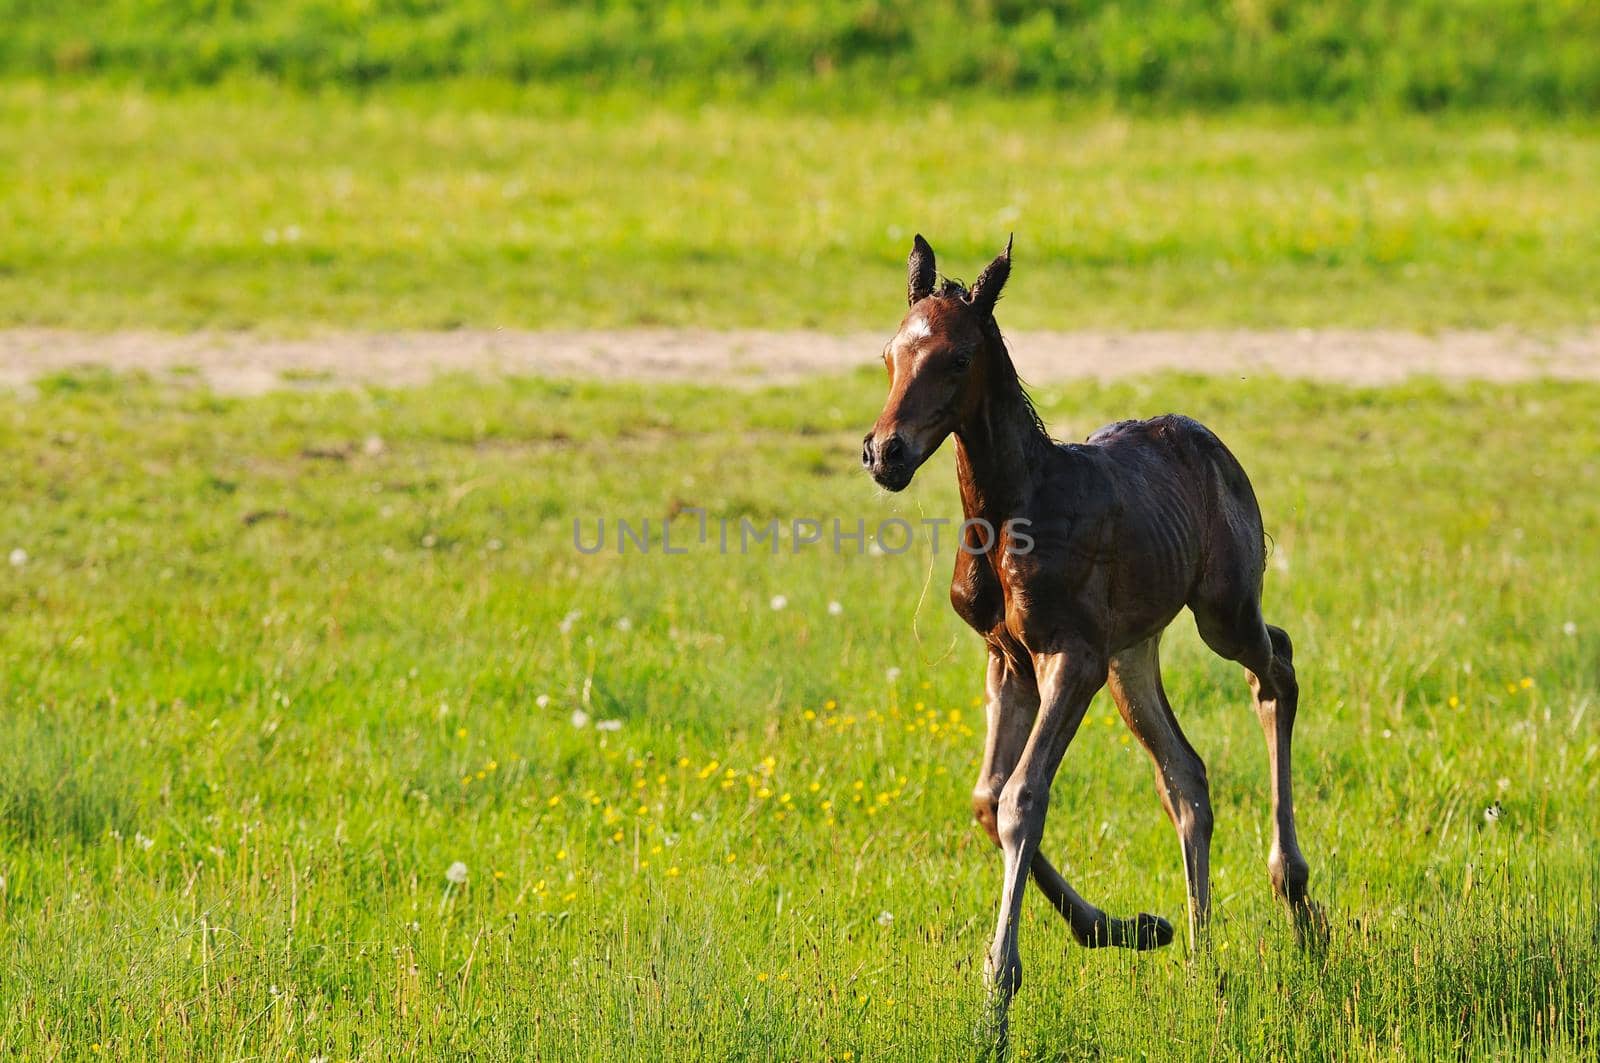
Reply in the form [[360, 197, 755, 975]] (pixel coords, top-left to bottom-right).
[[968, 234, 1013, 319], [907, 233, 937, 306]]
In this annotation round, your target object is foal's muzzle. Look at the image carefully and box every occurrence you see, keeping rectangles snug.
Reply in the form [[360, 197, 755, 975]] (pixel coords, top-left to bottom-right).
[[862, 431, 916, 491]]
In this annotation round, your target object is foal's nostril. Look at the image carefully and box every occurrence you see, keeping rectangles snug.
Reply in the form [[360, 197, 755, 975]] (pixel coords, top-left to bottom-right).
[[861, 436, 874, 467], [883, 436, 906, 463]]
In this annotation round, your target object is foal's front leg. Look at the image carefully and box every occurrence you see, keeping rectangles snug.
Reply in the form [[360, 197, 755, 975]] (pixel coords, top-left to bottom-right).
[[985, 648, 1105, 1041], [975, 650, 1173, 951]]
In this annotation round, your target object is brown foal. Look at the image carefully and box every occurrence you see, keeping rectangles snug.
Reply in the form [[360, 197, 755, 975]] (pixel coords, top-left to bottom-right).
[[862, 235, 1322, 1044]]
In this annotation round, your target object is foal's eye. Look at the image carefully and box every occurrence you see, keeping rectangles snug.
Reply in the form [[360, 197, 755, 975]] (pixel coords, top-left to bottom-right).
[[951, 353, 973, 372]]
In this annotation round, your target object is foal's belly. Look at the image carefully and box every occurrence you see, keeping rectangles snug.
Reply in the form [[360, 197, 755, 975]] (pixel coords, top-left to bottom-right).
[[1097, 554, 1200, 651], [996, 501, 1201, 658], [1103, 475, 1205, 649], [1103, 597, 1189, 656]]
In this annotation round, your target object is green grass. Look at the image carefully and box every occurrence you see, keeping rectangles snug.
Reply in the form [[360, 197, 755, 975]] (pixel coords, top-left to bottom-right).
[[2, 366, 1597, 1058], [3, 83, 1599, 333], [4, 1, 1598, 113]]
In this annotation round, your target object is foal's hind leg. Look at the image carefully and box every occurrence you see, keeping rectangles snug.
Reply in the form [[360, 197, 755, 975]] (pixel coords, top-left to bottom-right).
[[1247, 624, 1326, 945], [1194, 606, 1323, 945], [1107, 635, 1213, 950], [972, 650, 1173, 951]]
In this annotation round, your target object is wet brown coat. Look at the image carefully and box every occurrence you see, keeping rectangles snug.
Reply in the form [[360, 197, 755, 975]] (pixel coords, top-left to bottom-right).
[[863, 235, 1322, 1049]]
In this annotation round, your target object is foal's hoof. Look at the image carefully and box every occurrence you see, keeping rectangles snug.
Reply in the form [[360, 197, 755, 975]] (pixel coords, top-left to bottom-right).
[[1124, 912, 1175, 950], [1292, 900, 1331, 954], [1090, 912, 1174, 951]]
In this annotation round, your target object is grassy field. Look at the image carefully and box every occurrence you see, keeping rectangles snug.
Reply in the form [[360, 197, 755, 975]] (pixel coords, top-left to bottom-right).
[[1, 365, 1596, 1058], [3, 83, 1598, 333], [4, 4, 1600, 1056], [4, 1, 1597, 112]]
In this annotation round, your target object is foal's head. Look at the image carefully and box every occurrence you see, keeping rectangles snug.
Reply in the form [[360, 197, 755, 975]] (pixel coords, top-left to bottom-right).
[[862, 234, 1013, 491]]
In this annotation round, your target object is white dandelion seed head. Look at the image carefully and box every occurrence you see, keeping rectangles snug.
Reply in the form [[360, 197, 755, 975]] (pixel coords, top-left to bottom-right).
[[1497, 777, 1511, 793], [0, 873, 7, 893], [1483, 803, 1502, 825], [596, 719, 623, 732], [135, 832, 154, 851], [1563, 621, 1578, 637], [445, 861, 469, 885], [876, 911, 894, 927], [570, 709, 591, 729], [827, 601, 843, 616], [362, 435, 386, 456], [615, 617, 632, 632], [7, 548, 26, 568], [885, 667, 901, 683], [535, 694, 551, 709], [770, 595, 788, 611], [559, 610, 582, 634]]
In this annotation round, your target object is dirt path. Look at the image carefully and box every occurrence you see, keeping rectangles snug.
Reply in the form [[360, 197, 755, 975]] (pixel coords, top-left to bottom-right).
[[3, 327, 1598, 394]]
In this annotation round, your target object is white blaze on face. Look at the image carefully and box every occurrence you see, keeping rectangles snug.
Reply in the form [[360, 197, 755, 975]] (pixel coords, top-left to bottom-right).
[[900, 315, 932, 344], [889, 315, 933, 377]]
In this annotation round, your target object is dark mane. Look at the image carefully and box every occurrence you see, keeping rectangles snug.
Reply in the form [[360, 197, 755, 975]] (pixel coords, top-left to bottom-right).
[[990, 327, 1054, 445]]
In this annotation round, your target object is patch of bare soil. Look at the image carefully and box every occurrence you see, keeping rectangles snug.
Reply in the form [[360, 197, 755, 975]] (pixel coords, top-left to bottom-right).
[[2, 327, 1597, 394]]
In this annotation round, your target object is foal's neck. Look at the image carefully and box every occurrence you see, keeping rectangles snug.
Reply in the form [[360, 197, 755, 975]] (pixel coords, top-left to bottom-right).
[[953, 336, 1051, 522]]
